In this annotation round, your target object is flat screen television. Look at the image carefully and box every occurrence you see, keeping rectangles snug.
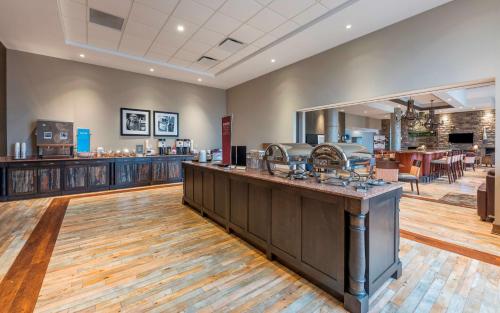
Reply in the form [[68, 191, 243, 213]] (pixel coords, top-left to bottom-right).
[[448, 133, 474, 144]]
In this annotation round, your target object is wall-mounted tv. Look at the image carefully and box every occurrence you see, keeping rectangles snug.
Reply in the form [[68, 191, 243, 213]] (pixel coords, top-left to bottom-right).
[[448, 133, 474, 144]]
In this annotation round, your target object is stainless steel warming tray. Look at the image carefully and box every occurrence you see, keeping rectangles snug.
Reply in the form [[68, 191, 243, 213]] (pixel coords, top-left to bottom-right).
[[309, 143, 375, 186], [264, 143, 312, 179]]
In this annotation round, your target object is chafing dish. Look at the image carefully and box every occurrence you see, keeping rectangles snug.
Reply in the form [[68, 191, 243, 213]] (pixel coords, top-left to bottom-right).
[[309, 143, 376, 186], [264, 143, 312, 179]]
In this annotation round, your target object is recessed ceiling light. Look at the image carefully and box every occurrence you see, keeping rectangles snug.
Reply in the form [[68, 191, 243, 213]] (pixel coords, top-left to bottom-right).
[[340, 109, 345, 112], [197, 78, 202, 82], [177, 25, 184, 32], [270, 59, 276, 63], [149, 68, 155, 72], [346, 24, 352, 30], [447, 98, 452, 101], [79, 53, 85, 58]]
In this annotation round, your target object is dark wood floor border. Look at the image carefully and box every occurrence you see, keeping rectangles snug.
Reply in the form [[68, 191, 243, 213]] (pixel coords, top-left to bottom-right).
[[400, 229, 500, 266], [401, 193, 476, 209], [0, 197, 69, 313], [0, 183, 182, 313]]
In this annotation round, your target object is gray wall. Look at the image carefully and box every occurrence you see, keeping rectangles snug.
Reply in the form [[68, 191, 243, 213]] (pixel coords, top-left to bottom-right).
[[0, 42, 6, 155], [7, 50, 226, 155], [227, 0, 500, 149], [226, 0, 500, 228]]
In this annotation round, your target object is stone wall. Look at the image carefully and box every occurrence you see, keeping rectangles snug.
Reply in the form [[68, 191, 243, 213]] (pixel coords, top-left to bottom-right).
[[436, 109, 495, 151], [401, 109, 495, 151]]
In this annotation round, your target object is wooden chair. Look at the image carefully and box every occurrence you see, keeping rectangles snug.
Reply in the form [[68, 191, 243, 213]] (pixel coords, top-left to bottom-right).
[[463, 153, 476, 171], [398, 160, 422, 195]]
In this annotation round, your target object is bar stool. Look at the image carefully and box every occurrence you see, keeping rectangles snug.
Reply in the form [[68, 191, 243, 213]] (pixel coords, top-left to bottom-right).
[[430, 151, 454, 184], [464, 152, 476, 171]]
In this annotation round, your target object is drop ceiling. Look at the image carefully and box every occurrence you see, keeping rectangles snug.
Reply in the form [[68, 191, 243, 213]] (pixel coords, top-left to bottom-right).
[[0, 0, 452, 89]]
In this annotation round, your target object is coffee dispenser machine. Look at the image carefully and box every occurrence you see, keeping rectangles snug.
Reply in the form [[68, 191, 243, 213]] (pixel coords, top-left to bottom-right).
[[175, 139, 192, 155]]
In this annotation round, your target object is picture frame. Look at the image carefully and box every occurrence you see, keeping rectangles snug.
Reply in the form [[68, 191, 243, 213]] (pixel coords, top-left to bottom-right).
[[120, 108, 151, 136], [153, 111, 179, 137]]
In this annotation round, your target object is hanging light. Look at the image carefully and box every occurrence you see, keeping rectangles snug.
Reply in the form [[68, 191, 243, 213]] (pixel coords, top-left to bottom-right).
[[402, 98, 421, 129], [423, 100, 443, 133]]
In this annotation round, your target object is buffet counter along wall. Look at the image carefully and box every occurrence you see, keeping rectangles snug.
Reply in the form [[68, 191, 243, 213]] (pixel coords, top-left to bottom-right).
[[0, 155, 192, 201]]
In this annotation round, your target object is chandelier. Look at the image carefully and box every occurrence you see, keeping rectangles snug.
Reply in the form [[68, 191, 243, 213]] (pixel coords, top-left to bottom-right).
[[401, 99, 421, 129], [423, 100, 443, 133]]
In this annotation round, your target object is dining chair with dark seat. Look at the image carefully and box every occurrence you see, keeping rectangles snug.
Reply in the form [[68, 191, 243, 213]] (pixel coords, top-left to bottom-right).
[[398, 159, 422, 195]]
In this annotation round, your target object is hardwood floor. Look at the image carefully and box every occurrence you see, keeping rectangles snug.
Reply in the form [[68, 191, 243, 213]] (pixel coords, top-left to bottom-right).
[[0, 198, 68, 313], [400, 167, 488, 200], [28, 186, 498, 313], [0, 184, 498, 312], [400, 197, 500, 260], [0, 197, 51, 281]]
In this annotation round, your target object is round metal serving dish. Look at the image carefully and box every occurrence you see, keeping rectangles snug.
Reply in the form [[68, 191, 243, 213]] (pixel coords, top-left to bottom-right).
[[264, 143, 312, 178]]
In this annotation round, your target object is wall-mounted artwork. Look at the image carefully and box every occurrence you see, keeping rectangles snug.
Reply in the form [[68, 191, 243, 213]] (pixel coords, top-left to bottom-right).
[[153, 111, 179, 137], [120, 108, 150, 136]]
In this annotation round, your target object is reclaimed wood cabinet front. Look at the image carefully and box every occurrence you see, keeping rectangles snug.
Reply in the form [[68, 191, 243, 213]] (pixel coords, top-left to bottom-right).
[[167, 158, 183, 183], [135, 161, 151, 185], [8, 165, 37, 196], [152, 160, 168, 183], [64, 162, 87, 192], [114, 161, 135, 187], [38, 162, 62, 195], [88, 161, 110, 190]]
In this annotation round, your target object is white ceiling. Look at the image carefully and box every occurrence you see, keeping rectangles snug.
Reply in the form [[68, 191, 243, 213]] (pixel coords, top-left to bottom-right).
[[338, 84, 496, 119], [0, 0, 452, 89]]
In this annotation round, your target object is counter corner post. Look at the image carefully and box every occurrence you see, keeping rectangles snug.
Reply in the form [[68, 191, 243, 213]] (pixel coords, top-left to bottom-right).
[[345, 212, 368, 313]]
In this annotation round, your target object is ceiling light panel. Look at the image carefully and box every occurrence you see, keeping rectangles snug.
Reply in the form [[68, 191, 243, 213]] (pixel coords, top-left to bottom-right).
[[231, 24, 264, 44], [293, 3, 329, 25], [204, 12, 241, 35], [88, 0, 132, 18], [136, 0, 178, 15], [59, 0, 86, 21], [320, 0, 350, 9], [193, 0, 226, 10], [247, 8, 287, 32], [128, 2, 169, 29], [219, 0, 262, 22], [268, 0, 316, 19], [191, 28, 226, 46], [173, 0, 214, 25]]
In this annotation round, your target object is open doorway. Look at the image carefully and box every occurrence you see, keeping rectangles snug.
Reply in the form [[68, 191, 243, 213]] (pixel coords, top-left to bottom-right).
[[296, 80, 498, 262]]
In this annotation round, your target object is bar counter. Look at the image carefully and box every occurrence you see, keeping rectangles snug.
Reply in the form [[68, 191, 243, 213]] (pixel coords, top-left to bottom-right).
[[0, 155, 193, 200], [182, 161, 403, 313], [385, 150, 449, 179]]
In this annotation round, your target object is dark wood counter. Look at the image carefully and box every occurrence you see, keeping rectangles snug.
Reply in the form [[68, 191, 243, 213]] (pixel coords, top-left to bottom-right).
[[182, 162, 403, 313], [0, 155, 192, 200]]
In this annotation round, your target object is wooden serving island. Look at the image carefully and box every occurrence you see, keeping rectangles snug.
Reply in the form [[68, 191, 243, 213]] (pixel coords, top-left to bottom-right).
[[182, 162, 403, 313]]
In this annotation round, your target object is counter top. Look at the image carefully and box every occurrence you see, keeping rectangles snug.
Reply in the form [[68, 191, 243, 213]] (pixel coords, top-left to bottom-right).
[[184, 161, 402, 200], [391, 150, 450, 155], [0, 155, 192, 163]]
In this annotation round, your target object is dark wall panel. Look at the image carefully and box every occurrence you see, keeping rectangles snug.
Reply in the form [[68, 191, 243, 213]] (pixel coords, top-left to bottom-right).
[[0, 42, 6, 156]]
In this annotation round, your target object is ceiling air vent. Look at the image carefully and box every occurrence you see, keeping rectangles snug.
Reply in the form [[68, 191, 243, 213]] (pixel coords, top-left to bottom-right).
[[89, 8, 125, 31], [218, 38, 244, 53], [197, 56, 218, 67]]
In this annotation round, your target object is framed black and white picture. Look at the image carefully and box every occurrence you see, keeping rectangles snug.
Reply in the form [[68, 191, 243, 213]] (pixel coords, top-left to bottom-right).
[[120, 108, 151, 136], [153, 111, 179, 137]]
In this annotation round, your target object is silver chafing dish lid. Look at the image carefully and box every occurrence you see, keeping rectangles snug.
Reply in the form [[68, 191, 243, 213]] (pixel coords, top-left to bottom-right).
[[265, 143, 313, 163]]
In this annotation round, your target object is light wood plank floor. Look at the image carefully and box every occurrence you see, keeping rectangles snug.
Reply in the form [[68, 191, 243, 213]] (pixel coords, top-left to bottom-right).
[[400, 197, 499, 258], [401, 167, 488, 199], [31, 186, 499, 313], [0, 197, 51, 281]]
